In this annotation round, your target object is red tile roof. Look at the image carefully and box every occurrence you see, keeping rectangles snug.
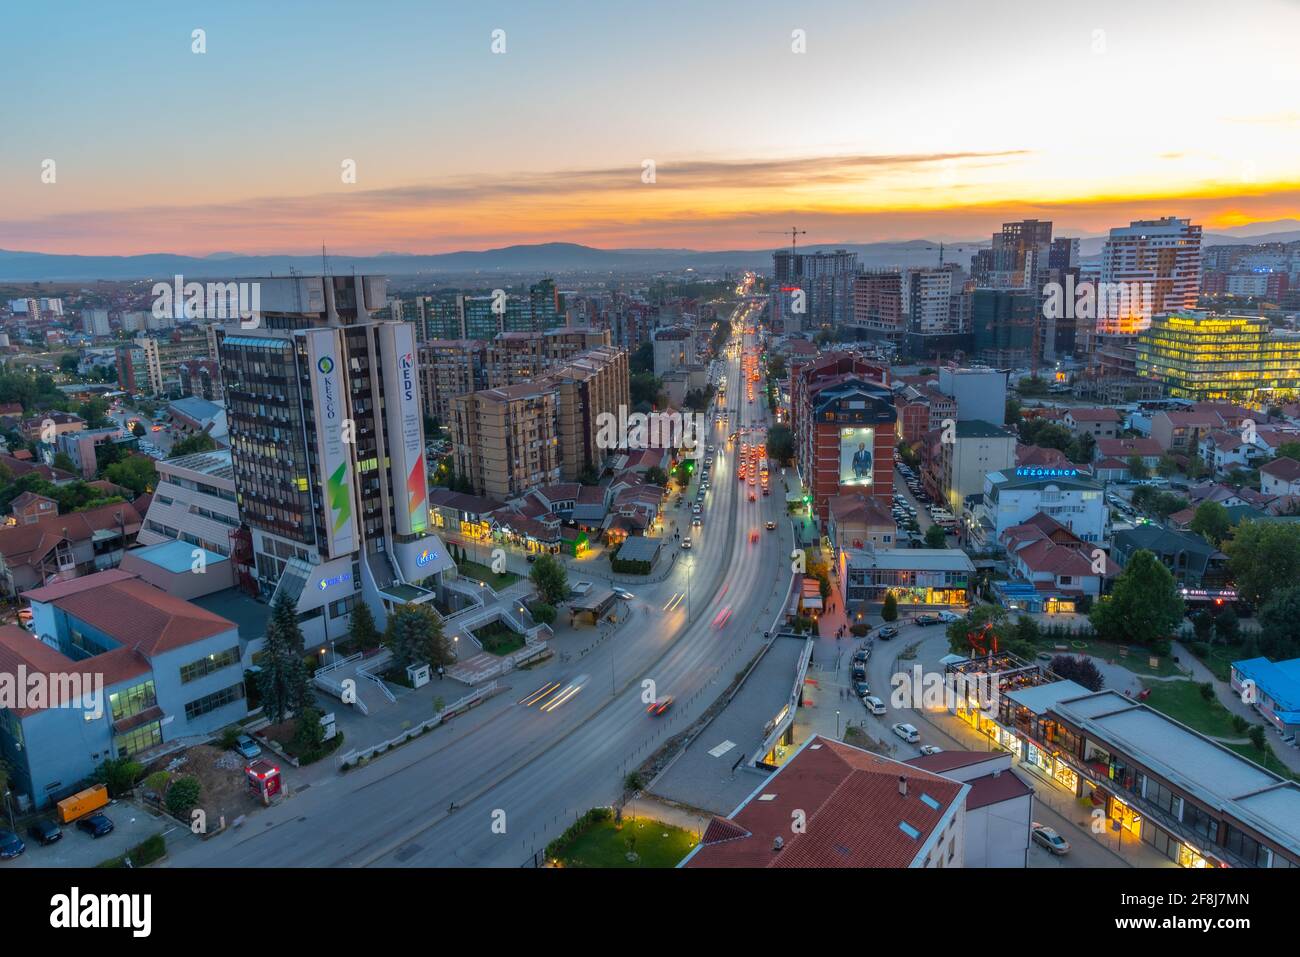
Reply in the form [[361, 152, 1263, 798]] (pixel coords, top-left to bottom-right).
[[1262, 457, 1300, 483], [41, 574, 234, 654], [0, 501, 142, 571], [0, 625, 150, 715], [683, 736, 964, 868], [1066, 407, 1121, 422]]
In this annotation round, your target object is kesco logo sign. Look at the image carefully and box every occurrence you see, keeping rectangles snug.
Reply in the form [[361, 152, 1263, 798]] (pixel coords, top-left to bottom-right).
[[400, 352, 415, 402], [318, 356, 338, 420], [318, 572, 351, 591], [416, 548, 438, 567]]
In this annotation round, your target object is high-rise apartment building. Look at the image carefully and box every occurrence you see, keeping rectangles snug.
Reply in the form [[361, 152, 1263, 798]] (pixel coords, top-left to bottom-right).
[[771, 249, 859, 333], [450, 346, 629, 497], [1086, 217, 1203, 375], [216, 275, 452, 643], [851, 271, 904, 340]]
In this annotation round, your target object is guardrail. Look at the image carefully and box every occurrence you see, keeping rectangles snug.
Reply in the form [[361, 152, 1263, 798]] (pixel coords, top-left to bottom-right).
[[336, 681, 499, 769]]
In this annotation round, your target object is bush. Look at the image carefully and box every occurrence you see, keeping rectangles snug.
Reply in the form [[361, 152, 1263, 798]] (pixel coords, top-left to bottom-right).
[[1232, 715, 1249, 734], [1199, 681, 1215, 701], [881, 593, 898, 623], [131, 833, 166, 866], [165, 775, 202, 818], [545, 806, 615, 861], [529, 601, 557, 625], [94, 757, 143, 798], [850, 623, 870, 637], [218, 726, 242, 750], [1248, 725, 1266, 750]]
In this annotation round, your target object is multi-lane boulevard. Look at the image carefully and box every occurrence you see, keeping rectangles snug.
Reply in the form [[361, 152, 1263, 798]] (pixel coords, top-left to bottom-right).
[[167, 304, 793, 868]]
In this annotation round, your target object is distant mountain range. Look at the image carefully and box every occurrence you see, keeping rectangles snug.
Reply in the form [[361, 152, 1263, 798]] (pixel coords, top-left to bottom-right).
[[2, 220, 1297, 281]]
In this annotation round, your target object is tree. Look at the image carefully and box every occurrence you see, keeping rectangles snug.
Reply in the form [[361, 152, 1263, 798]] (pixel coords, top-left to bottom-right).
[[294, 704, 326, 754], [78, 398, 110, 429], [1273, 444, 1300, 463], [529, 601, 557, 625], [946, 604, 1007, 655], [1090, 549, 1184, 649], [1223, 521, 1300, 607], [131, 420, 147, 438], [1049, 655, 1106, 691], [52, 451, 76, 473], [104, 454, 155, 494], [1126, 455, 1149, 480], [257, 593, 314, 724], [1157, 454, 1179, 478], [630, 341, 655, 375], [94, 757, 143, 797], [1256, 584, 1300, 660], [644, 466, 669, 487], [1213, 606, 1240, 645], [165, 775, 202, 817], [170, 431, 217, 456], [766, 424, 794, 464], [1005, 397, 1022, 425], [881, 592, 898, 622], [1065, 431, 1096, 464], [348, 600, 380, 649], [1151, 492, 1189, 521], [385, 602, 453, 671], [924, 524, 947, 549], [1190, 501, 1231, 547], [529, 553, 570, 606]]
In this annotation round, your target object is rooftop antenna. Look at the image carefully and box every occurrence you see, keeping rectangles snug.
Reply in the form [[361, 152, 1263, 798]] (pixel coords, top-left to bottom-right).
[[321, 243, 332, 278]]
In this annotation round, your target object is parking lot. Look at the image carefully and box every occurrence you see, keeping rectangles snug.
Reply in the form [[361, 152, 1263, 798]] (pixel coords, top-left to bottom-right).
[[4, 800, 195, 868]]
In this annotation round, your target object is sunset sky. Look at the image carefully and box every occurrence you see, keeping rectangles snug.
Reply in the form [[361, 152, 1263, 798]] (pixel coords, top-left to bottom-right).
[[3, 0, 1299, 255]]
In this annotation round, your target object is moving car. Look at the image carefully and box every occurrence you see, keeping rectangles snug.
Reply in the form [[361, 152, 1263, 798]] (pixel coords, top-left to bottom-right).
[[0, 830, 25, 860], [647, 695, 675, 715], [862, 695, 886, 716], [233, 734, 262, 759], [919, 745, 944, 756], [749, 530, 759, 543], [614, 589, 635, 601], [76, 813, 115, 838], [765, 520, 776, 530], [27, 819, 62, 846], [891, 722, 921, 744], [691, 517, 702, 527], [681, 538, 692, 549], [876, 625, 899, 640], [748, 492, 756, 501], [1031, 823, 1071, 855]]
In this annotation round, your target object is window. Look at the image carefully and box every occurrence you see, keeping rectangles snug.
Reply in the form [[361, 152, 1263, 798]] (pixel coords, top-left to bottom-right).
[[110, 680, 157, 721], [184, 683, 245, 721], [179, 646, 241, 684], [115, 720, 162, 758]]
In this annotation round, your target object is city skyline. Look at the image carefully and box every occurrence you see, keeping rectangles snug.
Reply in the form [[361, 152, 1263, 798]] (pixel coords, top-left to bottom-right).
[[4, 0, 1299, 256]]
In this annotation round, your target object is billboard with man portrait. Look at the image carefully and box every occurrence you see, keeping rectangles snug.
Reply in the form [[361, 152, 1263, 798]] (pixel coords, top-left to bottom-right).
[[839, 426, 875, 486]]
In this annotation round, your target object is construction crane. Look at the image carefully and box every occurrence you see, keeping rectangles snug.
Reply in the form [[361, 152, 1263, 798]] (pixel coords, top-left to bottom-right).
[[760, 227, 807, 258]]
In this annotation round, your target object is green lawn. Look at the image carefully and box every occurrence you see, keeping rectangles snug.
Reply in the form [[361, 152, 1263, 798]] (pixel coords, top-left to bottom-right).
[[1183, 640, 1250, 683], [457, 559, 521, 589], [1043, 638, 1183, 677], [1225, 742, 1300, 782], [1140, 679, 1243, 739], [558, 817, 698, 868], [473, 619, 526, 656]]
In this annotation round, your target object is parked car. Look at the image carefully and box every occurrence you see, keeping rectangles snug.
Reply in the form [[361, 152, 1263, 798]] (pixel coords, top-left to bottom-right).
[[76, 813, 115, 838], [852, 649, 869, 664], [526, 554, 537, 563], [614, 589, 635, 601], [0, 830, 25, 860], [27, 819, 62, 846], [852, 680, 870, 697], [912, 613, 941, 627], [937, 611, 963, 623], [851, 666, 867, 682], [233, 734, 262, 759], [862, 695, 886, 716], [1031, 823, 1071, 855], [891, 722, 920, 744], [919, 745, 944, 756]]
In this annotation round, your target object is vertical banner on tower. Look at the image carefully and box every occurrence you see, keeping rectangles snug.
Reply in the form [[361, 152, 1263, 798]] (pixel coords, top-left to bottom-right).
[[379, 322, 429, 535], [306, 329, 357, 554]]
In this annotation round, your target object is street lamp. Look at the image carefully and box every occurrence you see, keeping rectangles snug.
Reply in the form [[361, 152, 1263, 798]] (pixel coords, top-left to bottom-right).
[[835, 710, 841, 738]]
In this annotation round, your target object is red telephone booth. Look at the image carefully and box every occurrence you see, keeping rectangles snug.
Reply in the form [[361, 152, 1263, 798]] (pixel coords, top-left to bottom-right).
[[245, 760, 282, 805]]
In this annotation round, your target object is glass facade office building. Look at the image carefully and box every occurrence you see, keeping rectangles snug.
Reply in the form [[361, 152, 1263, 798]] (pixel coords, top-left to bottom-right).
[[1136, 312, 1300, 402]]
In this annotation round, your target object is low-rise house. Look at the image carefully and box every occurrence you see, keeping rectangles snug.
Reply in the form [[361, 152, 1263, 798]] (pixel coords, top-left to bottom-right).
[[1064, 407, 1122, 440], [827, 492, 897, 553], [1095, 437, 1163, 468], [0, 500, 143, 596], [1261, 457, 1300, 498], [1001, 512, 1112, 600]]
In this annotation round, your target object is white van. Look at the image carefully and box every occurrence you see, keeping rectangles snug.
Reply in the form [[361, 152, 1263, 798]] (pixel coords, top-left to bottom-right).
[[863, 695, 886, 716], [891, 722, 920, 744]]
